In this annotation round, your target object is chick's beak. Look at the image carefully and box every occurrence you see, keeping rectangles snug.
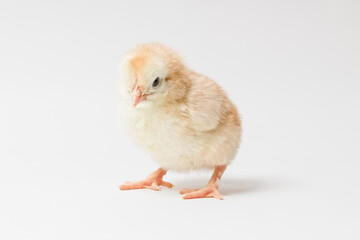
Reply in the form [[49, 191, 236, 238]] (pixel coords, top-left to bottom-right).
[[131, 87, 146, 106]]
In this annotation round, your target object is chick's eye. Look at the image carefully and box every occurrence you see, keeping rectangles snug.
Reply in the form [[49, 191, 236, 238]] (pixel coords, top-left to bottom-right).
[[152, 77, 160, 87]]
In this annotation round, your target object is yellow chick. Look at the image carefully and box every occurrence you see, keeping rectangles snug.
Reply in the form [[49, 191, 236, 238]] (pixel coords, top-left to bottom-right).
[[118, 43, 241, 199]]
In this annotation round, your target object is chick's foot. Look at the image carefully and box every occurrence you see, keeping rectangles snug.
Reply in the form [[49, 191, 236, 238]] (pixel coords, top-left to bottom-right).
[[179, 165, 226, 200], [180, 186, 223, 200], [120, 179, 173, 191], [119, 168, 173, 191]]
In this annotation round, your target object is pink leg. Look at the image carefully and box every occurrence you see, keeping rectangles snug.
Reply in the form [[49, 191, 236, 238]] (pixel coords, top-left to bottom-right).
[[119, 168, 173, 191], [180, 165, 226, 200]]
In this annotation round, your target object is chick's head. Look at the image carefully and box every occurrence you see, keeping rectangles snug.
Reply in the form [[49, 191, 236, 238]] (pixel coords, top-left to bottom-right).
[[119, 43, 188, 109]]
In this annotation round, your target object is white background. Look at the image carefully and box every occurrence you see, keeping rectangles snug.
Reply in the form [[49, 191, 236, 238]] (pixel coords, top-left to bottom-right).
[[1, 0, 359, 239]]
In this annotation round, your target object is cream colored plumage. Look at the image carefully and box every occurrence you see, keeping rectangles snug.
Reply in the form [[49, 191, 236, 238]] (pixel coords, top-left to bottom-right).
[[118, 43, 241, 199]]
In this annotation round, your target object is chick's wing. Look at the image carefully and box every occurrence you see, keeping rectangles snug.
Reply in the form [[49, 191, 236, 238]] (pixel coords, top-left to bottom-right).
[[186, 76, 225, 132]]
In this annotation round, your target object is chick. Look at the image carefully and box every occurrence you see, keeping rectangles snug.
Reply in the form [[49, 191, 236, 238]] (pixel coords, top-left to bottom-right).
[[118, 43, 241, 199]]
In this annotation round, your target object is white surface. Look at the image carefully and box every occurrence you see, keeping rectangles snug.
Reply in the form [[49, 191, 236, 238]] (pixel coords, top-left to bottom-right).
[[1, 0, 359, 239]]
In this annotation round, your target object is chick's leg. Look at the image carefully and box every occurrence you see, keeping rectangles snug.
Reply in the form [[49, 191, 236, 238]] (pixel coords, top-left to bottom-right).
[[180, 165, 226, 200], [119, 168, 173, 191]]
